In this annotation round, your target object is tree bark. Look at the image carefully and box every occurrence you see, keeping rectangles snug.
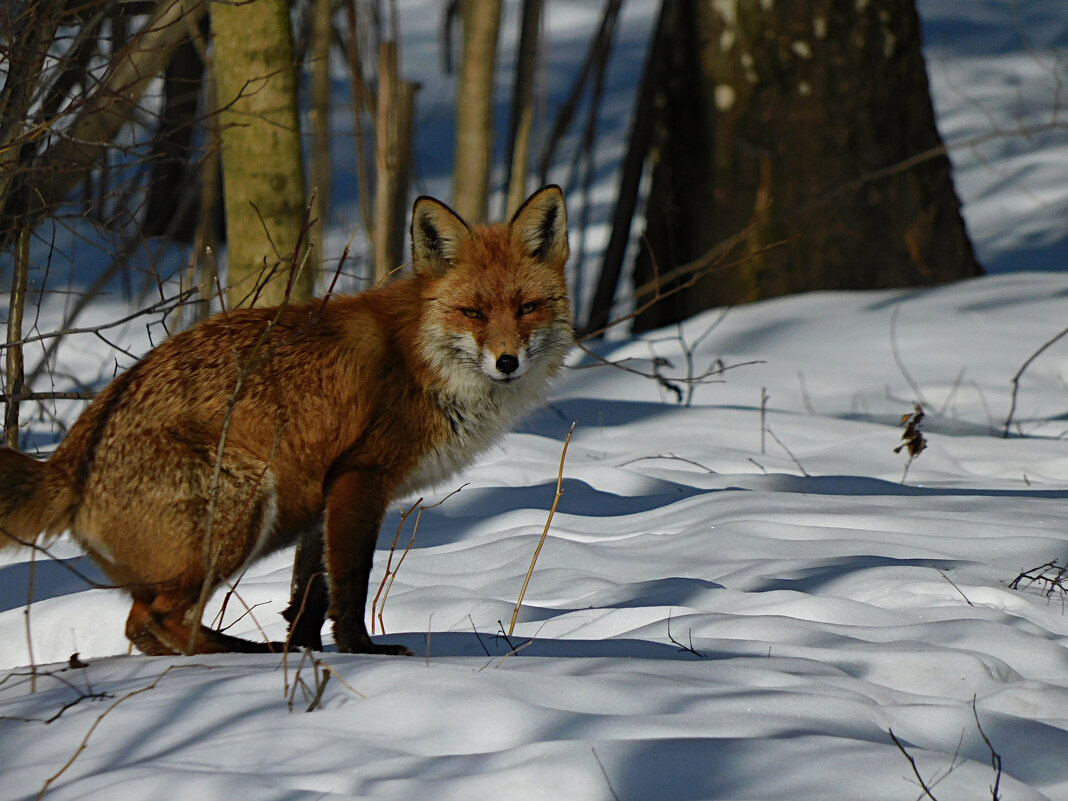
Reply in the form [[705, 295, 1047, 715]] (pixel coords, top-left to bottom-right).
[[4, 228, 29, 448], [452, 0, 502, 223], [143, 32, 209, 242], [632, 0, 981, 332], [210, 0, 312, 308], [373, 41, 417, 282], [503, 0, 542, 220], [308, 0, 334, 281]]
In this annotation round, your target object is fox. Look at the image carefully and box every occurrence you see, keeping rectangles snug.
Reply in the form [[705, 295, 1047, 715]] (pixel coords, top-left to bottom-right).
[[0, 185, 573, 657]]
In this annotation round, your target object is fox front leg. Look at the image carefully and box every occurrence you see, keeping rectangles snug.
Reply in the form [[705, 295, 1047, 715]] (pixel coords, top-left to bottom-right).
[[283, 525, 329, 650], [324, 470, 412, 655]]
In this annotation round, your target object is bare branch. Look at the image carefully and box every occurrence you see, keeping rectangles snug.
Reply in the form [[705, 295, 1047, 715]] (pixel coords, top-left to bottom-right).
[[24, 0, 209, 222], [889, 729, 941, 801], [1002, 320, 1068, 437]]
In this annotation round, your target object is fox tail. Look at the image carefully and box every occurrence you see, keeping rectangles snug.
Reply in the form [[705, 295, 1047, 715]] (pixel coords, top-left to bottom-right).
[[0, 448, 73, 551]]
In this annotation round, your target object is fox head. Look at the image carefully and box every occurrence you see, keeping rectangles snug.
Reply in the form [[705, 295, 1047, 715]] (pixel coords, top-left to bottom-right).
[[412, 186, 574, 396]]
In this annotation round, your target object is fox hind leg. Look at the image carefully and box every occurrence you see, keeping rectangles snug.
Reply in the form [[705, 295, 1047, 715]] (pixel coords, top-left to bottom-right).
[[124, 591, 287, 655]]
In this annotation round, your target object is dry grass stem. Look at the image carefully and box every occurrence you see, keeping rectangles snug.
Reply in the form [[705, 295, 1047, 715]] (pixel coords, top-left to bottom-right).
[[373, 485, 465, 635], [508, 421, 576, 638], [35, 664, 199, 801], [371, 498, 423, 636]]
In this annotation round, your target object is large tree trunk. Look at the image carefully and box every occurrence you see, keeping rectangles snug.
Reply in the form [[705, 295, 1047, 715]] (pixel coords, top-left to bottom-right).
[[631, 0, 981, 332], [210, 0, 312, 308]]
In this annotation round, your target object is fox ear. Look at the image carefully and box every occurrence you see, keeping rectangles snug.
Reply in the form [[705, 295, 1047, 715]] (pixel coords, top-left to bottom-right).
[[510, 185, 569, 266], [410, 196, 471, 275]]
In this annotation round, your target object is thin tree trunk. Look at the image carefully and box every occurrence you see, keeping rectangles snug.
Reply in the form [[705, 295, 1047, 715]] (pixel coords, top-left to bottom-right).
[[210, 0, 312, 307], [503, 0, 542, 220], [190, 48, 222, 325], [309, 0, 333, 279], [584, 0, 670, 337], [4, 228, 28, 448], [373, 41, 416, 282], [452, 0, 502, 223], [344, 0, 376, 248], [143, 33, 206, 241]]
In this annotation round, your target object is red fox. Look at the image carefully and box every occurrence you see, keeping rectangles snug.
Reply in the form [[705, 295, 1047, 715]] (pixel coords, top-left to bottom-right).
[[0, 185, 572, 656]]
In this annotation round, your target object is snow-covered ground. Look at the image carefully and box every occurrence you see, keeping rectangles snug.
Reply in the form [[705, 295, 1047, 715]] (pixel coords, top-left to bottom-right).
[[4, 2, 1068, 800]]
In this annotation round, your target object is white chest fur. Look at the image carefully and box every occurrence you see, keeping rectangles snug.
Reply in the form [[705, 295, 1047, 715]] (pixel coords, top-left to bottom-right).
[[397, 375, 548, 498]]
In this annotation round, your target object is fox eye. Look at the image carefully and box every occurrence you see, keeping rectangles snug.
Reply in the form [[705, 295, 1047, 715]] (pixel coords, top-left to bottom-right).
[[517, 301, 540, 316], [460, 308, 484, 320]]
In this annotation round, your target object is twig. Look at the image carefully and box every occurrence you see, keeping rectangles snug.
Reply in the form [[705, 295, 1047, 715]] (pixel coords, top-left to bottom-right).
[[615, 453, 715, 473], [305, 670, 330, 713], [373, 485, 465, 635], [494, 620, 518, 653], [939, 368, 966, 416], [468, 615, 490, 656], [972, 697, 1003, 801], [35, 665, 191, 800], [581, 225, 786, 341], [24, 547, 37, 693], [890, 306, 929, 409], [286, 648, 314, 711], [0, 527, 119, 589], [0, 684, 111, 725], [1003, 320, 1068, 437], [0, 288, 200, 352], [889, 728, 941, 801], [490, 620, 549, 669], [765, 426, 809, 477], [573, 341, 763, 385], [283, 571, 325, 695], [371, 497, 423, 635], [213, 581, 274, 645], [937, 569, 974, 607], [508, 422, 576, 638], [592, 748, 621, 801], [0, 390, 96, 404], [760, 387, 769, 455], [1009, 559, 1068, 607], [667, 610, 706, 658], [316, 660, 365, 699]]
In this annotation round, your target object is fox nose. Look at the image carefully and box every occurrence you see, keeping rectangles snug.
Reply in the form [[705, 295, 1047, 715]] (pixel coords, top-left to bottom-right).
[[496, 354, 520, 375]]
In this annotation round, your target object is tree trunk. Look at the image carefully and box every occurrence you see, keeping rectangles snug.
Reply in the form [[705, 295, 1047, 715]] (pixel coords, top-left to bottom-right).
[[143, 32, 209, 242], [210, 0, 312, 308], [503, 0, 542, 220], [631, 0, 981, 332], [452, 0, 502, 223], [373, 41, 417, 283], [308, 0, 333, 281], [4, 228, 29, 448]]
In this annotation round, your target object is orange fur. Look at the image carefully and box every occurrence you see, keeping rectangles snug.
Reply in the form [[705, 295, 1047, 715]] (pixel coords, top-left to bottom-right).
[[0, 186, 573, 656]]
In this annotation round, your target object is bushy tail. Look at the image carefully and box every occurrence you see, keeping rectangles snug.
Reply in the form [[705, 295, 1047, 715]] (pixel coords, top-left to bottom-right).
[[0, 447, 73, 551]]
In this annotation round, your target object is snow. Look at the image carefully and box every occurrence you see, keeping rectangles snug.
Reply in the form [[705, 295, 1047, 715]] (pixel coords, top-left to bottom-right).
[[5, 2, 1068, 800]]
